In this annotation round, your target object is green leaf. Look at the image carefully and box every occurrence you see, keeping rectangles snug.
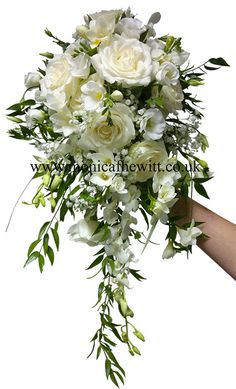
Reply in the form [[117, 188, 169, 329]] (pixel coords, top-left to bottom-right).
[[60, 201, 68, 221], [181, 182, 189, 198], [27, 239, 41, 257], [43, 233, 49, 255], [24, 251, 40, 267], [140, 207, 149, 229], [110, 371, 119, 388], [69, 184, 80, 197], [51, 228, 60, 250], [105, 359, 111, 379], [47, 246, 55, 265], [204, 65, 220, 71], [38, 254, 45, 273], [209, 57, 229, 67], [38, 221, 50, 239], [113, 370, 125, 385], [86, 255, 104, 270], [129, 269, 146, 281], [96, 345, 102, 359], [194, 182, 209, 199]]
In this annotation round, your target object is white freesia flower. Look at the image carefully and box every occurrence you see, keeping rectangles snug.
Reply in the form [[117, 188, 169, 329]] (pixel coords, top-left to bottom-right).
[[103, 201, 118, 225], [140, 108, 166, 140], [24, 72, 41, 88], [170, 48, 190, 66], [147, 38, 165, 61], [162, 240, 176, 259], [116, 17, 143, 39], [25, 109, 45, 129], [155, 61, 179, 86], [153, 157, 181, 193], [50, 107, 80, 136], [92, 35, 153, 87], [89, 149, 115, 187], [178, 220, 202, 247], [78, 103, 135, 151], [86, 9, 121, 47], [152, 183, 178, 223], [117, 185, 141, 212], [81, 80, 105, 111], [128, 140, 168, 182], [68, 219, 103, 246]]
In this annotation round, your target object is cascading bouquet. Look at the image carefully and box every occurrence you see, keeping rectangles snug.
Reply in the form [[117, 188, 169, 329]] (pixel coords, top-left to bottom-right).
[[7, 8, 229, 387]]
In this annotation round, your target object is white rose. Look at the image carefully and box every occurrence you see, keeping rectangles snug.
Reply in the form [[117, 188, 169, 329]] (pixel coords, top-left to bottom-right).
[[128, 140, 168, 182], [25, 109, 45, 129], [140, 108, 166, 140], [67, 219, 103, 246], [24, 72, 41, 88], [92, 35, 153, 87], [116, 17, 143, 39], [40, 53, 90, 111], [152, 81, 184, 113], [155, 61, 179, 86], [78, 103, 135, 151], [86, 10, 121, 47]]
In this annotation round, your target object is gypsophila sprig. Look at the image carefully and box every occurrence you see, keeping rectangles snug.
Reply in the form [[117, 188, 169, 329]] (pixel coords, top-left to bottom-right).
[[7, 7, 229, 387]]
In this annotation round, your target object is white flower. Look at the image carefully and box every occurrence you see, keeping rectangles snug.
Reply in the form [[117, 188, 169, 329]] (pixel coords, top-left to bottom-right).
[[81, 80, 105, 111], [39, 53, 90, 111], [170, 48, 190, 66], [103, 201, 118, 225], [178, 220, 202, 247], [70, 53, 91, 78], [67, 219, 103, 246], [162, 240, 176, 259], [92, 35, 152, 87], [110, 90, 123, 102], [89, 149, 115, 187], [117, 185, 141, 212], [24, 72, 41, 88], [25, 109, 45, 128], [86, 10, 121, 47], [147, 38, 165, 61], [158, 183, 176, 204], [152, 82, 184, 113], [153, 157, 181, 193], [78, 103, 135, 151], [152, 184, 178, 223], [116, 17, 143, 39], [140, 108, 166, 140], [50, 107, 79, 136], [128, 140, 168, 182], [110, 176, 127, 194], [155, 61, 179, 86]]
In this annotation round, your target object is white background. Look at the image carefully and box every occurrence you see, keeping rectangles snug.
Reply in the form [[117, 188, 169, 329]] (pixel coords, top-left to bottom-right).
[[0, 0, 236, 388]]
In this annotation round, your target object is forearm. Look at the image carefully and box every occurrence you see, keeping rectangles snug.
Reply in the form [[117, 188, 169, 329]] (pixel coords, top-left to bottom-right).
[[172, 197, 236, 280]]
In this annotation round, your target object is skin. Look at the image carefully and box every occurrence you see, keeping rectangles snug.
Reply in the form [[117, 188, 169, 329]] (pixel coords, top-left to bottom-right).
[[172, 197, 236, 280]]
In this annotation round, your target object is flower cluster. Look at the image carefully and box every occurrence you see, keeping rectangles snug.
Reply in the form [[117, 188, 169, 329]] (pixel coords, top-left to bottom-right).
[[7, 8, 229, 387]]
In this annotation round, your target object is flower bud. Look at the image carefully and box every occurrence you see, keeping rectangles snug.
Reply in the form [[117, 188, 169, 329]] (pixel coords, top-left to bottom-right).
[[76, 25, 88, 37], [133, 330, 145, 342], [121, 331, 128, 342], [50, 175, 63, 192], [111, 90, 123, 102], [132, 346, 141, 355], [43, 172, 50, 187], [24, 72, 41, 88], [129, 349, 135, 356], [162, 240, 176, 259], [125, 307, 134, 318], [25, 109, 45, 129], [119, 299, 128, 317]]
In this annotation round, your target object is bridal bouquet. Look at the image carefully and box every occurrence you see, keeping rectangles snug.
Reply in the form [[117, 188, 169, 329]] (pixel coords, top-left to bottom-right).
[[7, 8, 229, 387]]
